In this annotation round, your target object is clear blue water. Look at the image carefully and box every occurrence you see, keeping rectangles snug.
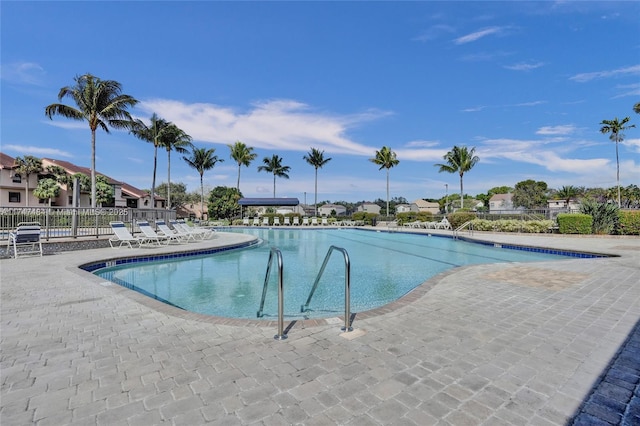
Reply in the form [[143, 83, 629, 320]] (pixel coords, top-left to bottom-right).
[[95, 229, 566, 320]]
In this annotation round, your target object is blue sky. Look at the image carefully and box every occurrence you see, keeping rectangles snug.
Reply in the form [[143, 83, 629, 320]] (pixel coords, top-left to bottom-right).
[[2, 1, 639, 204]]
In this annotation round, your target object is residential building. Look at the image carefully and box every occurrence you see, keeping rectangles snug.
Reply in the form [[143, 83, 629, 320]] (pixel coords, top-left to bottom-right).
[[489, 193, 523, 214], [0, 152, 40, 207], [395, 204, 411, 214], [411, 199, 440, 214], [357, 203, 381, 215], [317, 203, 347, 217], [548, 199, 580, 212]]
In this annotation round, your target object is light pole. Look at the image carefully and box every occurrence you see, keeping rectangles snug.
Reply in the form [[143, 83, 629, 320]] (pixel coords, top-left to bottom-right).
[[445, 184, 448, 213]]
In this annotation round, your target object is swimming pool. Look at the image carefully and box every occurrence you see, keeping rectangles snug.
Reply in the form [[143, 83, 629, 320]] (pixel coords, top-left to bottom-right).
[[94, 228, 589, 320]]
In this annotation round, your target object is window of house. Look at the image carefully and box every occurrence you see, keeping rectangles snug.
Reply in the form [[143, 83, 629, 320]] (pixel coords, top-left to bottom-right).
[[9, 192, 21, 203], [12, 173, 21, 183], [68, 196, 73, 205]]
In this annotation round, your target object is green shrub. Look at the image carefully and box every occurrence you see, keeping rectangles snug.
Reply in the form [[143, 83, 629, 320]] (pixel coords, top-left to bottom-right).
[[618, 210, 640, 235], [352, 212, 377, 225], [470, 219, 554, 233], [396, 211, 433, 225], [448, 212, 477, 229], [579, 200, 619, 234], [557, 213, 592, 234]]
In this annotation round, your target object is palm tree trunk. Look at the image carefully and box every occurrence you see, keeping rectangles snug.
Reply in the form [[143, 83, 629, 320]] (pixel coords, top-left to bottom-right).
[[24, 178, 30, 207], [314, 168, 318, 217], [167, 150, 171, 209], [386, 168, 390, 216], [237, 165, 241, 192], [616, 138, 621, 208], [273, 174, 276, 198], [459, 173, 464, 210], [151, 144, 158, 209], [200, 174, 204, 220], [91, 130, 97, 208]]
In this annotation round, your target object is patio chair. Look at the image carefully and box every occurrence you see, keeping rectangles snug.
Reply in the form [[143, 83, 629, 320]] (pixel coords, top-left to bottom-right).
[[137, 220, 179, 245], [252, 217, 260, 226], [262, 217, 270, 226], [170, 220, 202, 240], [321, 218, 328, 226], [302, 217, 310, 226], [293, 217, 300, 226], [436, 218, 452, 230], [176, 219, 215, 239], [283, 217, 291, 226], [7, 222, 43, 258], [109, 221, 148, 248], [311, 217, 319, 226], [273, 217, 281, 226], [156, 220, 191, 242], [242, 217, 250, 226]]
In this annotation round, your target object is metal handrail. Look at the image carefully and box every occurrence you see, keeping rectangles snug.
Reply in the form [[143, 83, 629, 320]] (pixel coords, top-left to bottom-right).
[[301, 245, 352, 332], [257, 247, 287, 340], [453, 220, 474, 239]]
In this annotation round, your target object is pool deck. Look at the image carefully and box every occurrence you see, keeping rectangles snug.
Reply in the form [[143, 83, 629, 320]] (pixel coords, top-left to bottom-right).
[[1, 228, 639, 425]]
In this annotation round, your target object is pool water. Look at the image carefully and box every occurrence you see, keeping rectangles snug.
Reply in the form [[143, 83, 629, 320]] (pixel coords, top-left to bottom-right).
[[95, 229, 569, 320]]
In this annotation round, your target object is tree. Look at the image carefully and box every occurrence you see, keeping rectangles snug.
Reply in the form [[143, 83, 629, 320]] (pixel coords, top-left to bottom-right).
[[303, 147, 332, 216], [95, 175, 115, 206], [160, 124, 193, 209], [33, 178, 60, 206], [208, 186, 243, 219], [130, 113, 172, 209], [183, 147, 224, 219], [45, 73, 138, 208], [228, 141, 257, 192], [434, 146, 479, 211], [257, 154, 290, 198], [512, 180, 549, 210], [156, 182, 190, 209], [554, 185, 581, 208], [13, 156, 42, 206], [634, 102, 640, 114], [600, 117, 635, 208], [369, 146, 399, 216]]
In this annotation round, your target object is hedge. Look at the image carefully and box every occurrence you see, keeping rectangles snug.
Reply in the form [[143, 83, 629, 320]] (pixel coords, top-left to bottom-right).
[[557, 213, 592, 234], [471, 219, 554, 233], [618, 210, 640, 235]]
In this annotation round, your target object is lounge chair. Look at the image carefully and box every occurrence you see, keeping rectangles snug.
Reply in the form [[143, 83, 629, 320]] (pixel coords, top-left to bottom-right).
[[283, 217, 291, 226], [293, 217, 300, 226], [109, 221, 148, 248], [138, 220, 181, 245], [262, 217, 270, 226], [302, 217, 310, 226], [273, 217, 280, 226], [177, 219, 215, 239], [7, 222, 43, 258], [436, 218, 452, 230], [171, 220, 207, 240], [311, 217, 319, 226], [252, 217, 260, 226], [156, 220, 190, 242], [321, 218, 328, 226], [242, 217, 250, 226]]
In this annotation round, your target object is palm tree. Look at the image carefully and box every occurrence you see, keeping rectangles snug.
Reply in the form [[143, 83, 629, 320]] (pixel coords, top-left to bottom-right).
[[303, 148, 332, 217], [600, 117, 635, 207], [369, 146, 399, 216], [435, 146, 480, 210], [159, 124, 193, 209], [45, 73, 138, 208], [555, 185, 580, 210], [13, 156, 43, 207], [257, 154, 290, 198], [130, 113, 171, 209], [228, 141, 257, 192], [634, 102, 640, 114], [183, 147, 223, 219]]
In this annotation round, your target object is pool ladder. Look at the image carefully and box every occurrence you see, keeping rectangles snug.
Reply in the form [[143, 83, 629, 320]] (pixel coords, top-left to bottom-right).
[[257, 245, 352, 340]]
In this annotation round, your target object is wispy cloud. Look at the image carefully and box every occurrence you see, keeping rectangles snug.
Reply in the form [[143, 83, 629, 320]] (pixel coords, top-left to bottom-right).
[[43, 120, 87, 130], [404, 140, 440, 148], [138, 98, 392, 157], [2, 144, 73, 158], [623, 138, 640, 154], [536, 125, 577, 136], [514, 100, 546, 107], [569, 64, 640, 83], [504, 61, 545, 71], [412, 24, 456, 42], [0, 62, 46, 85], [454, 26, 504, 44], [612, 82, 640, 98]]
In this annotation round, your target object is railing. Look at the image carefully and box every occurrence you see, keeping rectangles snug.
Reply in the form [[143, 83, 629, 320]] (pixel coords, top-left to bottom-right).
[[0, 207, 176, 240], [301, 246, 352, 332], [453, 220, 474, 239], [257, 247, 287, 340]]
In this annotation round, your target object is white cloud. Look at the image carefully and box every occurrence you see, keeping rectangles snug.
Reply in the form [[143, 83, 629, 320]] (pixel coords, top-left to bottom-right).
[[504, 61, 545, 71], [0, 62, 46, 85], [2, 144, 73, 158], [454, 27, 503, 44], [138, 98, 392, 157], [412, 24, 456, 42], [569, 64, 640, 83], [43, 120, 87, 130], [404, 140, 440, 148], [536, 125, 577, 136], [623, 138, 640, 153]]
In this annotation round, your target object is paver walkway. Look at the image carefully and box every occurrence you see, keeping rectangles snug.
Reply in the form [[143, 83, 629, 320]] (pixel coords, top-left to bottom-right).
[[1, 230, 639, 425]]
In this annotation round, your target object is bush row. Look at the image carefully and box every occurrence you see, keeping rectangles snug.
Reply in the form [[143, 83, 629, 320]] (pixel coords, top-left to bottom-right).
[[471, 219, 555, 233]]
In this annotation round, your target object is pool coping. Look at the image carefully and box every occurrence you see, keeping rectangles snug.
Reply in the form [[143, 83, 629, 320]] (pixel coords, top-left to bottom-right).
[[77, 228, 616, 329]]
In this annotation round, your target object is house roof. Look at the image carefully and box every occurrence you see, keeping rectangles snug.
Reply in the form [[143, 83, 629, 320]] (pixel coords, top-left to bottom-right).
[[0, 152, 17, 169], [238, 198, 300, 206], [489, 193, 512, 202], [42, 158, 121, 185], [320, 203, 346, 209], [412, 199, 439, 208]]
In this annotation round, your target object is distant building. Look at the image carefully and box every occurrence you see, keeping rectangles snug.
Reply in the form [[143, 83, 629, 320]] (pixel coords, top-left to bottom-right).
[[489, 193, 522, 214], [317, 203, 347, 216], [548, 199, 580, 212], [357, 203, 381, 215], [395, 203, 411, 214], [411, 199, 440, 214]]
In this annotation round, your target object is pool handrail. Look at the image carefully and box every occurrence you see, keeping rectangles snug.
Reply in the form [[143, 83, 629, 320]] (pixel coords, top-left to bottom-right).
[[301, 245, 353, 332], [257, 247, 287, 340]]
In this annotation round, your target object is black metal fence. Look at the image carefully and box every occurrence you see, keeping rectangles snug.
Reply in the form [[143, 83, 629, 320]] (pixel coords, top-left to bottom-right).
[[0, 207, 176, 240]]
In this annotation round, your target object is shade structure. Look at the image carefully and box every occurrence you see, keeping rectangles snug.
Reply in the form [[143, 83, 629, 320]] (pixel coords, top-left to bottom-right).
[[238, 198, 299, 206]]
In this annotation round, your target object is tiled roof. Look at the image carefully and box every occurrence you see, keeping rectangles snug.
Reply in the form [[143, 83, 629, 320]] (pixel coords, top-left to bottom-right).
[[0, 152, 16, 169]]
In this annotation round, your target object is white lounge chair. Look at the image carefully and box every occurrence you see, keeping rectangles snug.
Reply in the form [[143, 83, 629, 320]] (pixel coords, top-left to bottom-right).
[[138, 220, 182, 245], [109, 221, 148, 248], [321, 218, 328, 226], [7, 222, 43, 258], [171, 220, 205, 240], [311, 217, 319, 226], [262, 217, 270, 226], [293, 217, 300, 226], [273, 217, 280, 226], [283, 217, 291, 226], [242, 217, 250, 226], [302, 217, 310, 226], [156, 220, 190, 242], [177, 219, 214, 239], [252, 217, 260, 226], [436, 218, 452, 230]]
